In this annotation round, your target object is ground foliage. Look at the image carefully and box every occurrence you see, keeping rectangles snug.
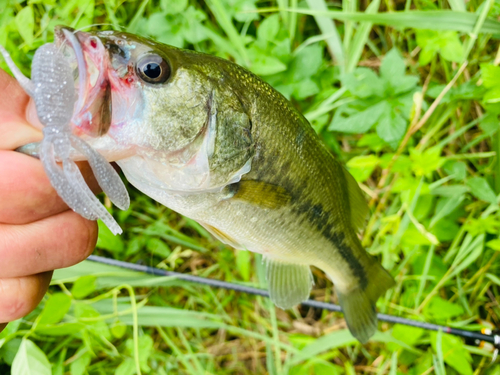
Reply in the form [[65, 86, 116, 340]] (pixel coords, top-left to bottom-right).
[[1, 0, 500, 374]]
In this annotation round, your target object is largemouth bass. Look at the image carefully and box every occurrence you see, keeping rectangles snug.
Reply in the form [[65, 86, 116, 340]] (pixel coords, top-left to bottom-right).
[[14, 26, 394, 343]]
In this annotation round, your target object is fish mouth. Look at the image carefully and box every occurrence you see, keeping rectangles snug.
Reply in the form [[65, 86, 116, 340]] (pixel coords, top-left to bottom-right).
[[54, 26, 112, 137]]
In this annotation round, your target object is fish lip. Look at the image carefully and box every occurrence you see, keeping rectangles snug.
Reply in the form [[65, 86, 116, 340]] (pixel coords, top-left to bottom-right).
[[54, 27, 114, 138], [58, 28, 87, 114]]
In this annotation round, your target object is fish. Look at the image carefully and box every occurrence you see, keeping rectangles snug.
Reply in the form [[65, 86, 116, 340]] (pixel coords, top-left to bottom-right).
[[15, 26, 395, 343]]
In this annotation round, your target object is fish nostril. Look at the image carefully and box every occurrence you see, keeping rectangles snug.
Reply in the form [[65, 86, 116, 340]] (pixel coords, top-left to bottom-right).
[[89, 37, 98, 49]]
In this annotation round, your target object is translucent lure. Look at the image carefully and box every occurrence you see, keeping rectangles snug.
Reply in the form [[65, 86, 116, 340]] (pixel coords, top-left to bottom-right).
[[0, 43, 129, 234]]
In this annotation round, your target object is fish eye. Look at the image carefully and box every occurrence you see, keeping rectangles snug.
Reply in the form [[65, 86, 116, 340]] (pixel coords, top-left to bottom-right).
[[136, 54, 170, 84]]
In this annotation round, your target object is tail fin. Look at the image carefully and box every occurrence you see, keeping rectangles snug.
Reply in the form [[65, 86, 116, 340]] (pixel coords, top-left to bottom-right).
[[336, 256, 394, 343]]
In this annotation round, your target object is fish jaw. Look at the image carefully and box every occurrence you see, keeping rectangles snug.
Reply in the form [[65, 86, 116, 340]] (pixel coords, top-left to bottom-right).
[[24, 26, 139, 162]]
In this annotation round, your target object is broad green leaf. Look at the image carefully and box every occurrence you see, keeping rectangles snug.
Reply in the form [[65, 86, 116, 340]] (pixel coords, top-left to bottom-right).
[[376, 107, 407, 147], [70, 351, 91, 375], [97, 220, 125, 254], [342, 67, 384, 98], [236, 250, 251, 281], [416, 30, 463, 65], [486, 238, 500, 251], [146, 238, 171, 259], [465, 216, 500, 236], [111, 321, 127, 339], [391, 324, 425, 346], [12, 339, 51, 375], [346, 155, 380, 182], [358, 133, 386, 152], [466, 177, 497, 204], [391, 75, 419, 95], [479, 113, 500, 135], [15, 7, 34, 46], [35, 323, 86, 336], [330, 100, 389, 133], [116, 358, 135, 375], [424, 297, 464, 320], [71, 275, 97, 299], [290, 78, 320, 100], [380, 49, 406, 83], [257, 14, 280, 42], [481, 64, 500, 88], [291, 44, 323, 81], [0, 319, 21, 340], [430, 332, 473, 375], [37, 293, 72, 326], [161, 0, 188, 14], [290, 330, 357, 365], [0, 338, 22, 366], [443, 160, 467, 180], [126, 335, 153, 371], [248, 45, 287, 75], [410, 147, 445, 177]]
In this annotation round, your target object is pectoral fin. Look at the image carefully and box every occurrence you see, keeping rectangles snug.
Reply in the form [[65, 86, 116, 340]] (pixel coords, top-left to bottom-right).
[[265, 257, 312, 309], [232, 180, 292, 210], [201, 223, 245, 250]]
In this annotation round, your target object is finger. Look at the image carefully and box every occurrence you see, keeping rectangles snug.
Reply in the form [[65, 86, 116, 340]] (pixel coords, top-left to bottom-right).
[[0, 151, 101, 224], [0, 272, 52, 323], [0, 210, 98, 278], [0, 69, 42, 150]]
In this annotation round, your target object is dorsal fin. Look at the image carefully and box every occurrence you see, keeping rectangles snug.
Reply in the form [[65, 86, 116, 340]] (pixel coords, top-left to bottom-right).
[[342, 167, 369, 231]]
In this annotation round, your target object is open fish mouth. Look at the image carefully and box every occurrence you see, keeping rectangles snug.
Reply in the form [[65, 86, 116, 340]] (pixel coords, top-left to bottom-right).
[[54, 26, 112, 137]]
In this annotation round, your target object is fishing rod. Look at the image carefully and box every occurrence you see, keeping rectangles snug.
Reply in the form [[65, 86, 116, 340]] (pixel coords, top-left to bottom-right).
[[87, 254, 500, 352]]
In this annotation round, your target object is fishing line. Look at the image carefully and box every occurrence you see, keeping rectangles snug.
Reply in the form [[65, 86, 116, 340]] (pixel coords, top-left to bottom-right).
[[87, 254, 500, 351]]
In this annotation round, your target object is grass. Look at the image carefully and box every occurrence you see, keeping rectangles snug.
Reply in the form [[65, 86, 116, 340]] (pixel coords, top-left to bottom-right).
[[1, 0, 500, 374]]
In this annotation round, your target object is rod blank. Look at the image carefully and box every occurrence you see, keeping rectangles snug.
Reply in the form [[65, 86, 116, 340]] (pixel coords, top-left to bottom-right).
[[87, 254, 498, 347]]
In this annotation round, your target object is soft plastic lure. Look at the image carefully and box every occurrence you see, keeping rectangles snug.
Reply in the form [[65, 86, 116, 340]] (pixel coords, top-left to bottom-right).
[[0, 41, 129, 234]]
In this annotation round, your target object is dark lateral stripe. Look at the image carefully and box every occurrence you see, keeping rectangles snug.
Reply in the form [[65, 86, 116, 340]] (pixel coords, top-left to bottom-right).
[[296, 201, 368, 289]]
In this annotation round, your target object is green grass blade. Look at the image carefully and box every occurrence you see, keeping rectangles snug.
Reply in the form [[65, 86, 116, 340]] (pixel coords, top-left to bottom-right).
[[205, 0, 249, 65], [463, 0, 494, 59], [305, 0, 346, 72], [126, 0, 149, 33], [346, 0, 381, 72], [414, 245, 435, 308], [285, 9, 500, 33], [342, 0, 356, 56], [289, 330, 357, 365]]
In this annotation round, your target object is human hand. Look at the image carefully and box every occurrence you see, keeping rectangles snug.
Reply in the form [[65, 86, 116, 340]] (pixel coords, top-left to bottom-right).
[[0, 68, 99, 332]]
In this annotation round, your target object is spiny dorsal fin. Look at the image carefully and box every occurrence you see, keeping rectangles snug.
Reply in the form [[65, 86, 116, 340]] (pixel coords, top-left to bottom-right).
[[232, 180, 292, 210], [341, 167, 369, 231]]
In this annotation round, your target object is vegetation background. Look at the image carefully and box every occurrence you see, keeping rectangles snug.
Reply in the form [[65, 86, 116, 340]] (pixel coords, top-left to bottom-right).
[[1, 0, 500, 373]]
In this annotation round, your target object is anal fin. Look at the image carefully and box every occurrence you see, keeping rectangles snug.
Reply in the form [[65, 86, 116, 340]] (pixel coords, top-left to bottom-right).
[[265, 257, 312, 309]]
